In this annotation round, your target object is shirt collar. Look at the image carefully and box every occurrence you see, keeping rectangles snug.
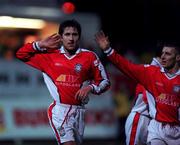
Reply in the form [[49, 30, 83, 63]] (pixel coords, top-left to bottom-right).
[[151, 57, 162, 68], [160, 67, 180, 76], [150, 57, 180, 76], [59, 46, 81, 54]]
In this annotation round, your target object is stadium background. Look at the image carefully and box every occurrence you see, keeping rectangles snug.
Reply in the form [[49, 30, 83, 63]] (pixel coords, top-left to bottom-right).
[[0, 0, 180, 145]]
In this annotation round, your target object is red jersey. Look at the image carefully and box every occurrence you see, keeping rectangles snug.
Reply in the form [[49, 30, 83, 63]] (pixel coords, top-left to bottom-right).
[[16, 43, 110, 105], [105, 48, 180, 124]]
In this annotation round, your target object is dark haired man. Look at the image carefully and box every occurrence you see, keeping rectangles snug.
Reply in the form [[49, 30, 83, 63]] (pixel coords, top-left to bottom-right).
[[16, 20, 110, 145]]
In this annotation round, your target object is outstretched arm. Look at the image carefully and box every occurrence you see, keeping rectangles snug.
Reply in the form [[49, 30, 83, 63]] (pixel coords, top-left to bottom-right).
[[95, 31, 153, 90]]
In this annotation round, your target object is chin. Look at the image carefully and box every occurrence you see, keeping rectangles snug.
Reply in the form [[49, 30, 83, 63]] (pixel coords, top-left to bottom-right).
[[161, 65, 167, 69], [67, 47, 75, 50]]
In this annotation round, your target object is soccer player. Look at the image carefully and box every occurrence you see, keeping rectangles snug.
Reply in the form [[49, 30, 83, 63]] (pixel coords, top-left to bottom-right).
[[16, 20, 110, 145], [95, 31, 180, 145], [125, 57, 162, 145]]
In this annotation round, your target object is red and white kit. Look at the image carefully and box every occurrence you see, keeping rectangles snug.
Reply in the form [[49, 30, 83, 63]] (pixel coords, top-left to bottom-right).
[[105, 48, 180, 145], [16, 43, 110, 144]]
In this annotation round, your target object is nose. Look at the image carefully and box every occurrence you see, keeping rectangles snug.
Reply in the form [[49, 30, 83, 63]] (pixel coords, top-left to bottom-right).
[[161, 53, 165, 60], [69, 34, 74, 40]]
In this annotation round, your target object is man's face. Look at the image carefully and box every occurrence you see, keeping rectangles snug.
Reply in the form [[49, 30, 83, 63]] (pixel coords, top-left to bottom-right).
[[61, 27, 79, 51], [161, 46, 177, 70]]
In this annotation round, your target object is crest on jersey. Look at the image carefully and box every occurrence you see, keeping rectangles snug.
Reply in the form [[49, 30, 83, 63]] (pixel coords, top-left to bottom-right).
[[173, 85, 180, 93], [75, 64, 82, 73]]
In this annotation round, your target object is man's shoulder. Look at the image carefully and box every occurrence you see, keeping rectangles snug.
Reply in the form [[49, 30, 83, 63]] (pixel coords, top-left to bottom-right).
[[144, 64, 160, 69], [81, 48, 93, 53], [80, 48, 98, 57], [143, 64, 161, 75]]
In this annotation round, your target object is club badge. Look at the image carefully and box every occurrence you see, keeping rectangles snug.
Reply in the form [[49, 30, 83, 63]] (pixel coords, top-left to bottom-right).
[[173, 85, 180, 93], [75, 64, 82, 73]]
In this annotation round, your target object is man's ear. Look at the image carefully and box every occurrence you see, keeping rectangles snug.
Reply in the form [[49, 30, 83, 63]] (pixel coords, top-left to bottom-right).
[[176, 54, 180, 62]]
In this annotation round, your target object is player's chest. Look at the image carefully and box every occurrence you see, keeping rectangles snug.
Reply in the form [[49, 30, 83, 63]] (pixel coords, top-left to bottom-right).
[[48, 54, 91, 75], [154, 76, 180, 106], [154, 76, 180, 95]]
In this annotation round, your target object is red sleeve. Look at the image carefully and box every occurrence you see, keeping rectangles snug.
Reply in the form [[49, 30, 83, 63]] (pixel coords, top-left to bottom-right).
[[107, 49, 154, 89], [16, 43, 47, 71], [90, 53, 110, 94]]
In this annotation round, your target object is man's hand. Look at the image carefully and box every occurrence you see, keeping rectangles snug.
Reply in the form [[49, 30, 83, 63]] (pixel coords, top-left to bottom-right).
[[38, 33, 61, 50], [95, 31, 110, 51], [75, 86, 92, 102]]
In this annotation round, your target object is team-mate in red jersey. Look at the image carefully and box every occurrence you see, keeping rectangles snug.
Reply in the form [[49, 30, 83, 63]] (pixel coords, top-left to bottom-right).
[[125, 57, 162, 145], [16, 20, 110, 145], [95, 31, 180, 145]]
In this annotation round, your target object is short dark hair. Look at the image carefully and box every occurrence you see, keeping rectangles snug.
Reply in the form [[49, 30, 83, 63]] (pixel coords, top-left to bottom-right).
[[58, 19, 81, 37], [163, 42, 180, 55]]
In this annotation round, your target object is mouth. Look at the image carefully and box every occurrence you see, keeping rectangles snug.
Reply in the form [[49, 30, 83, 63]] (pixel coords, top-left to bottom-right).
[[161, 61, 166, 66], [68, 43, 74, 47]]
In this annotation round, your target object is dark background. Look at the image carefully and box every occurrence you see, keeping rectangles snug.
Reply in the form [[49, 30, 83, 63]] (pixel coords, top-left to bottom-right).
[[72, 0, 180, 53]]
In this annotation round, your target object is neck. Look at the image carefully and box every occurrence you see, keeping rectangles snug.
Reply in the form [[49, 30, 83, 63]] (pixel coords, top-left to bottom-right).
[[166, 63, 179, 75], [65, 48, 78, 57]]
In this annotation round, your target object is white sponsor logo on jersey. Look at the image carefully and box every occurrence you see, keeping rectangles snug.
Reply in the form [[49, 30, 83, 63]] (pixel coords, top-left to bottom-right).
[[155, 82, 164, 87], [55, 63, 62, 66]]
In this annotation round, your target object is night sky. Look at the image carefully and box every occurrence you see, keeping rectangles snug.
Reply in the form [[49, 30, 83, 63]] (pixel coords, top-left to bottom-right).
[[73, 0, 180, 52]]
